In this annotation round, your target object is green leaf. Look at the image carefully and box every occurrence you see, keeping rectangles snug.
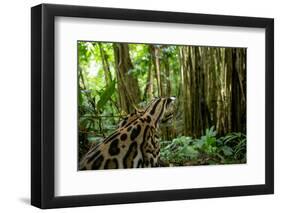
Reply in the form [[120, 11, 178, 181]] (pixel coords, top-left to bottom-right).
[[97, 79, 116, 110], [194, 139, 204, 148], [221, 146, 233, 156], [87, 136, 103, 143], [182, 146, 199, 159]]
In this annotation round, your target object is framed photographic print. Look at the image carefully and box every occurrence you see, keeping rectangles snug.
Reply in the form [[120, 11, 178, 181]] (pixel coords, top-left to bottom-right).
[[31, 3, 274, 209]]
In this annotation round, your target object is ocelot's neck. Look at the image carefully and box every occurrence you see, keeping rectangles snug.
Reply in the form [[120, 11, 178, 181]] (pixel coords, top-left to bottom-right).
[[142, 98, 167, 128]]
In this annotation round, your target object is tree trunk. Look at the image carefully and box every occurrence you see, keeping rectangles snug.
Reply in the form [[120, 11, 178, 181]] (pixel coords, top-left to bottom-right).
[[150, 45, 162, 97], [98, 43, 112, 85], [113, 43, 141, 114], [163, 52, 171, 97], [144, 56, 154, 101]]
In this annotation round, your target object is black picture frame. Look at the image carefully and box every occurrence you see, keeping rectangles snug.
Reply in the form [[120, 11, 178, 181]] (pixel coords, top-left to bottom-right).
[[31, 3, 274, 209]]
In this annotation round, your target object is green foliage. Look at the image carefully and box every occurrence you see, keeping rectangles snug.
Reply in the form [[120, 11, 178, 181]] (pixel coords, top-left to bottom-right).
[[78, 42, 121, 159], [160, 127, 246, 166], [161, 136, 199, 165], [220, 132, 246, 162], [97, 79, 116, 110]]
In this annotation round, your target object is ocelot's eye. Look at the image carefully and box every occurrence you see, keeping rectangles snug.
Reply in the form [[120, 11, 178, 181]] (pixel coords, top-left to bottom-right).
[[166, 96, 176, 106], [169, 96, 176, 101]]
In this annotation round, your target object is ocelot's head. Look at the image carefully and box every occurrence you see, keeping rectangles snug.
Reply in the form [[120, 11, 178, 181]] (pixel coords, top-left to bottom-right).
[[143, 97, 176, 128]]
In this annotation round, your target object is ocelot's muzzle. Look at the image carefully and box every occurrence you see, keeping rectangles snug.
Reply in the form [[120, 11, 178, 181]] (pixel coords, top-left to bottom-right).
[[161, 96, 176, 123]]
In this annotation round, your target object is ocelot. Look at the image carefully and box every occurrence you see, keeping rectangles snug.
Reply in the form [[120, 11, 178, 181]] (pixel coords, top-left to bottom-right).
[[79, 97, 176, 170]]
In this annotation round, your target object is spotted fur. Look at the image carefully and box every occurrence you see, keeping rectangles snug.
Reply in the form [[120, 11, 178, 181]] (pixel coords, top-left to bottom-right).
[[117, 109, 144, 129], [79, 97, 175, 170]]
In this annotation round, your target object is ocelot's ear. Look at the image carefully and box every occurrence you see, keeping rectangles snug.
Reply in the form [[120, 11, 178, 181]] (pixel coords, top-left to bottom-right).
[[132, 108, 142, 115], [137, 108, 145, 114]]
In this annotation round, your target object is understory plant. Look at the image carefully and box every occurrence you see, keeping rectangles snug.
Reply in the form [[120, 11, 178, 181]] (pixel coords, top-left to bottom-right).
[[160, 126, 246, 166]]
